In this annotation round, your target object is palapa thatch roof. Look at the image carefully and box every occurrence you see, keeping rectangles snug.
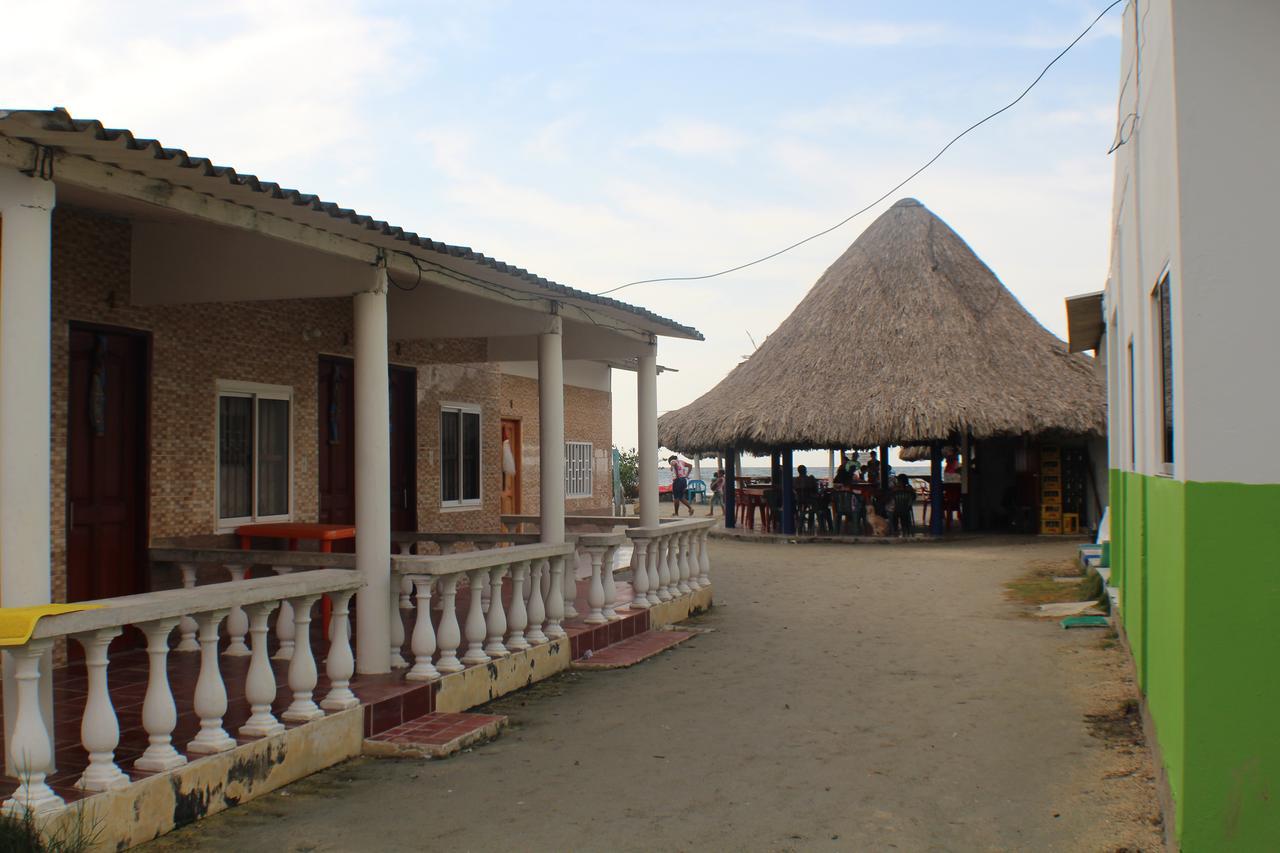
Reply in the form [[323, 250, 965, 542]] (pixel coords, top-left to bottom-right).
[[659, 198, 1106, 454]]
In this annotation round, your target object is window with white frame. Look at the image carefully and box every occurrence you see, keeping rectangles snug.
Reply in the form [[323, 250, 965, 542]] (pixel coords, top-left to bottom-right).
[[565, 441, 593, 499], [217, 381, 293, 525], [441, 404, 482, 507]]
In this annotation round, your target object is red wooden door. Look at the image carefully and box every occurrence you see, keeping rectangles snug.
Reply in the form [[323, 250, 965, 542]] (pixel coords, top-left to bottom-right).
[[318, 358, 417, 535], [389, 366, 418, 533], [66, 326, 149, 602]]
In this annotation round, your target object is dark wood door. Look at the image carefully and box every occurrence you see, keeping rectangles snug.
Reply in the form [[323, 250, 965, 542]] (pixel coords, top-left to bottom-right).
[[67, 326, 149, 602], [389, 366, 417, 532], [318, 358, 417, 533], [318, 357, 356, 527]]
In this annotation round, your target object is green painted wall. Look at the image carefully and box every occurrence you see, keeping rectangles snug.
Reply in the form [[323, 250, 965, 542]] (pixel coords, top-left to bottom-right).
[[1111, 470, 1280, 850]]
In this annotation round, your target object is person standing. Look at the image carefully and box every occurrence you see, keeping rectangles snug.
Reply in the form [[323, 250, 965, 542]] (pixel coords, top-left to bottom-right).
[[668, 455, 693, 516], [708, 469, 725, 517]]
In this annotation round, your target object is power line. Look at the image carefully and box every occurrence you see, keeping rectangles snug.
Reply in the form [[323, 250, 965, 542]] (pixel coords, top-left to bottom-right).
[[597, 0, 1125, 297]]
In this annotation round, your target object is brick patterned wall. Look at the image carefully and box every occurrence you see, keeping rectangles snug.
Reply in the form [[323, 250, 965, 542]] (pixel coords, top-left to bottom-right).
[[50, 207, 506, 601], [498, 374, 613, 515]]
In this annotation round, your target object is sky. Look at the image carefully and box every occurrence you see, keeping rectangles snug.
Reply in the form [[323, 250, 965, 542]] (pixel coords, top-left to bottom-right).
[[5, 0, 1124, 470]]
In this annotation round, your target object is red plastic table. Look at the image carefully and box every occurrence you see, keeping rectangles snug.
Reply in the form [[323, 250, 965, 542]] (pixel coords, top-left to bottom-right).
[[236, 523, 357, 630]]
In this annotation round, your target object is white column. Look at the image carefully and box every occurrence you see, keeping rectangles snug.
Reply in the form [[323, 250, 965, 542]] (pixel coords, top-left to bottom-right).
[[0, 169, 55, 777], [637, 339, 659, 528], [282, 595, 324, 722], [239, 602, 285, 738], [405, 577, 441, 682], [188, 609, 236, 754], [134, 619, 186, 772], [321, 590, 359, 711], [73, 628, 129, 792], [355, 267, 392, 674], [538, 315, 566, 545]]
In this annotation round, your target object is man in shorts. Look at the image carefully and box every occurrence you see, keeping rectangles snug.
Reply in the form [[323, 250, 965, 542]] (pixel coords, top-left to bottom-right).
[[668, 455, 693, 516]]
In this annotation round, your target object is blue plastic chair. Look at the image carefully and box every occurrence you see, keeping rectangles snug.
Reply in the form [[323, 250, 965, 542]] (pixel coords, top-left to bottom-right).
[[685, 479, 708, 504]]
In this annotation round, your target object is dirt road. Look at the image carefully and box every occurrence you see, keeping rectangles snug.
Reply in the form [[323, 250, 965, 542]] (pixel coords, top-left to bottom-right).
[[149, 537, 1161, 852]]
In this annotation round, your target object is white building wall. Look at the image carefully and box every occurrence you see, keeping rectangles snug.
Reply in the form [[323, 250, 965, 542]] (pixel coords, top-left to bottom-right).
[[1169, 0, 1280, 485]]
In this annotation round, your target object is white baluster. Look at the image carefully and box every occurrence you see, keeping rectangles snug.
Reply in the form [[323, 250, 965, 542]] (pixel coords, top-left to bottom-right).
[[406, 577, 440, 682], [545, 557, 566, 639], [584, 546, 607, 624], [435, 575, 464, 673], [506, 561, 531, 651], [399, 573, 414, 610], [602, 544, 620, 621], [646, 537, 662, 606], [134, 618, 187, 772], [73, 628, 130, 792], [655, 536, 673, 602], [628, 538, 650, 610], [272, 567, 295, 660], [698, 527, 712, 587], [484, 565, 510, 658], [240, 601, 285, 738], [563, 549, 581, 619], [175, 564, 200, 652], [461, 569, 491, 665], [389, 588, 408, 669], [188, 609, 236, 754], [525, 561, 548, 645], [322, 590, 359, 710], [281, 595, 324, 722], [223, 564, 251, 656], [676, 531, 693, 595], [1, 639, 63, 814]]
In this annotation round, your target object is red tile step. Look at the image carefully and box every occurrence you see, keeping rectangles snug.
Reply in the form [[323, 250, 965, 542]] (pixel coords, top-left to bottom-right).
[[572, 630, 695, 670], [364, 712, 506, 759]]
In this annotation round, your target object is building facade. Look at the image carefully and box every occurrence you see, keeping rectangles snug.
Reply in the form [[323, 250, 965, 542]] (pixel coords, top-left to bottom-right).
[[1102, 1, 1280, 848]]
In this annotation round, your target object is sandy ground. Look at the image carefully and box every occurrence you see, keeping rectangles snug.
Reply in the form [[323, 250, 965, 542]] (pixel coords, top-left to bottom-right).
[[147, 537, 1163, 852]]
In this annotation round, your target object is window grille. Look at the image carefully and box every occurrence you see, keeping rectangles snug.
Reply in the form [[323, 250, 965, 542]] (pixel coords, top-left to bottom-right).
[[565, 441, 593, 499]]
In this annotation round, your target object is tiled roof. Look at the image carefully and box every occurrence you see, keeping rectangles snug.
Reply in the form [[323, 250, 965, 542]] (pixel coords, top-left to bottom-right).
[[0, 107, 701, 341]]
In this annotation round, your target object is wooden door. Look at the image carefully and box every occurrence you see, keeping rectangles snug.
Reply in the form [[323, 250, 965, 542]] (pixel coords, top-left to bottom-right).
[[500, 418, 522, 515], [66, 326, 149, 602], [318, 357, 356, 527], [389, 366, 417, 532], [318, 358, 418, 532]]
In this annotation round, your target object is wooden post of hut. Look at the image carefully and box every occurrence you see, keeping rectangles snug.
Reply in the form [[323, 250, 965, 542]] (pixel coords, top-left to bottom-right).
[[724, 447, 737, 529], [930, 441, 944, 536], [879, 444, 891, 489], [781, 448, 796, 535]]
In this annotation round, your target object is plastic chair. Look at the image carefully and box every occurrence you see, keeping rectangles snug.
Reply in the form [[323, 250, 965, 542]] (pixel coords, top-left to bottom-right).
[[686, 479, 708, 504]]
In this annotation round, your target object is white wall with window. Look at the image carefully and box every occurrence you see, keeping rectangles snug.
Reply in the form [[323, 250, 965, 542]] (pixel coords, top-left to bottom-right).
[[565, 441, 593, 499], [441, 403, 482, 507], [217, 381, 292, 527]]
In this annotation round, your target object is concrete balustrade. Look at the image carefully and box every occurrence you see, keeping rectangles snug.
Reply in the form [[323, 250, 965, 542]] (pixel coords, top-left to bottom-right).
[[624, 519, 714, 613], [392, 541, 576, 683], [0, 570, 362, 816]]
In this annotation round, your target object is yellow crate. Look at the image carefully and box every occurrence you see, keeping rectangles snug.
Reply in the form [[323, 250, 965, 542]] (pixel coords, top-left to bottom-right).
[[1041, 459, 1061, 474], [1040, 519, 1062, 535], [1041, 508, 1062, 521], [1063, 513, 1080, 534], [1040, 446, 1061, 460], [1041, 474, 1061, 487], [1041, 488, 1062, 501]]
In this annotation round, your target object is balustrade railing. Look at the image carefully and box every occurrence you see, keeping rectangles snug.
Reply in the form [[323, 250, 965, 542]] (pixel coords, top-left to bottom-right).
[[2, 570, 362, 817], [623, 518, 714, 609], [392, 541, 576, 681]]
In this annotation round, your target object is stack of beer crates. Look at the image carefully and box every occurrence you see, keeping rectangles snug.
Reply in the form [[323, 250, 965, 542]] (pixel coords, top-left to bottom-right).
[[1040, 446, 1063, 534]]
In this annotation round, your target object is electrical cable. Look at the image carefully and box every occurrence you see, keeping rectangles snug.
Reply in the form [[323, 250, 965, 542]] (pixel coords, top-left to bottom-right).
[[596, 0, 1125, 296]]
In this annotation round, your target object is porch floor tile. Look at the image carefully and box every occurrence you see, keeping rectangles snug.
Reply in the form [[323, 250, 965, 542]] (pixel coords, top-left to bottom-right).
[[571, 630, 695, 670], [364, 712, 507, 759]]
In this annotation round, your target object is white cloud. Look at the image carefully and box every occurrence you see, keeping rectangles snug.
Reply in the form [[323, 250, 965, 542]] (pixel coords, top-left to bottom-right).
[[630, 119, 747, 157]]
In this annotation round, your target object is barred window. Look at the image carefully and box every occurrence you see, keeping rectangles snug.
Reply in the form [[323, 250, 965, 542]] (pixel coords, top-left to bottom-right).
[[441, 404, 482, 507], [565, 442, 593, 499]]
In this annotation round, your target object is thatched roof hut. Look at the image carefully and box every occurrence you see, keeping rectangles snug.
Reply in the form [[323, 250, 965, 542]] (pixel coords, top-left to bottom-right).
[[659, 198, 1105, 454]]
